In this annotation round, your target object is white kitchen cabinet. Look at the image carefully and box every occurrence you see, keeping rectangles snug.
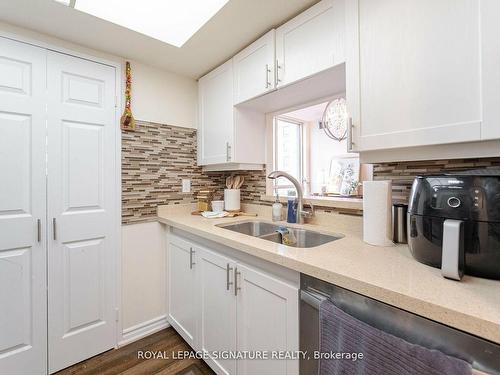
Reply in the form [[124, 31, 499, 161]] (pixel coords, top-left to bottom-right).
[[345, 0, 488, 152], [480, 0, 500, 141], [198, 247, 237, 375], [167, 235, 198, 349], [198, 60, 265, 171], [236, 264, 299, 375], [198, 60, 234, 166], [233, 30, 276, 104], [276, 0, 344, 88], [165, 231, 299, 375]]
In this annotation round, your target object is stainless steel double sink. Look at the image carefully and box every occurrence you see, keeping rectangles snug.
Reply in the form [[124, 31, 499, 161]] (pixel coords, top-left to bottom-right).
[[216, 221, 343, 248]]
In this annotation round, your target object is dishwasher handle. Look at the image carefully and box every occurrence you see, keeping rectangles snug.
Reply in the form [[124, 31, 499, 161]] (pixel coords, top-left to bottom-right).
[[300, 288, 328, 310]]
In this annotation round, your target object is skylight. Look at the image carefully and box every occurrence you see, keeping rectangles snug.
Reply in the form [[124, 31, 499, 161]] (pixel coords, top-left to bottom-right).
[[58, 0, 229, 47]]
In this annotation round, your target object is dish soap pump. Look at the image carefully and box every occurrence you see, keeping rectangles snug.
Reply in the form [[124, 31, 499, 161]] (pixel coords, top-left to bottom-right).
[[272, 194, 283, 222]]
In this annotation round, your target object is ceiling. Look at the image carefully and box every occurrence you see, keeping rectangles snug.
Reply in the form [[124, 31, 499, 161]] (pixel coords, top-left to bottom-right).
[[285, 101, 329, 122], [0, 0, 317, 78]]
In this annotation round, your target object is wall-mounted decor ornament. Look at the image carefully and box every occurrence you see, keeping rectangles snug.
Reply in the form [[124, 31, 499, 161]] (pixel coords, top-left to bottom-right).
[[120, 61, 136, 131], [320, 98, 348, 141]]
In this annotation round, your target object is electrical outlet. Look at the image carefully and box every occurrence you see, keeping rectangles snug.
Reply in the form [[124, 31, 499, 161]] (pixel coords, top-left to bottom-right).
[[182, 179, 191, 193]]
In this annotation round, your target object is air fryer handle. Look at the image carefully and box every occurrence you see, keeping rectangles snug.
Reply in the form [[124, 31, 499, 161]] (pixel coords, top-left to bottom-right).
[[442, 219, 465, 281]]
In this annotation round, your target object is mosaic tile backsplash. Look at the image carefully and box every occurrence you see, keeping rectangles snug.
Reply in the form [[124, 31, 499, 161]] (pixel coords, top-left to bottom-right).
[[373, 158, 500, 203], [121, 120, 266, 224], [122, 120, 500, 223]]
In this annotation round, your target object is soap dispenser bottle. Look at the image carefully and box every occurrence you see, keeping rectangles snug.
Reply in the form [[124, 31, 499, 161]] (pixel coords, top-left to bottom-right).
[[272, 195, 283, 221]]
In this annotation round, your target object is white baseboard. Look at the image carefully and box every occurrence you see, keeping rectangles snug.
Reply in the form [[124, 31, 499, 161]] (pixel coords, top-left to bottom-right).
[[118, 315, 170, 347]]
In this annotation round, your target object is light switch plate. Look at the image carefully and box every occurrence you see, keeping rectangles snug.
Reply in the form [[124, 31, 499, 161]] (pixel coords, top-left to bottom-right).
[[182, 179, 191, 193]]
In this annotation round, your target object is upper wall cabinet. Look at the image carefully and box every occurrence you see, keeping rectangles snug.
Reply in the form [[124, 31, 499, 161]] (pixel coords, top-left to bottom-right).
[[346, 0, 500, 152], [198, 60, 265, 170], [233, 30, 276, 105], [198, 60, 234, 166], [276, 0, 345, 88]]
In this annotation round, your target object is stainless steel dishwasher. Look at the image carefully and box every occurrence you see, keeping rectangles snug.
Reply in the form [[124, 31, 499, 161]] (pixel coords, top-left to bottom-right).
[[300, 274, 500, 375]]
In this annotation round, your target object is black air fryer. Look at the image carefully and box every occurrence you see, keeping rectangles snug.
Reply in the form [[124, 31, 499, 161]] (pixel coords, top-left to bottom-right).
[[407, 171, 500, 280]]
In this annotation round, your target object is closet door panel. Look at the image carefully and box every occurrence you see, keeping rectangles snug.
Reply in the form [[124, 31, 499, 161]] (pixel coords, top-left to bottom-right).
[[47, 51, 117, 373], [0, 37, 47, 375]]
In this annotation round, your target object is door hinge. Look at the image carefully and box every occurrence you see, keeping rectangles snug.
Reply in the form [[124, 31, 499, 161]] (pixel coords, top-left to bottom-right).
[[115, 95, 118, 108], [115, 308, 120, 322]]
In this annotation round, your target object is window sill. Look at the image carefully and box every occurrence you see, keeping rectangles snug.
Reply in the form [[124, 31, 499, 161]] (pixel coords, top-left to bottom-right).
[[260, 195, 363, 211]]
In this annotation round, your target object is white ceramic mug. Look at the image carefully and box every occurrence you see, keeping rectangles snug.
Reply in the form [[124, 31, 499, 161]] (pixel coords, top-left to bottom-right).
[[211, 200, 224, 213], [224, 189, 241, 211]]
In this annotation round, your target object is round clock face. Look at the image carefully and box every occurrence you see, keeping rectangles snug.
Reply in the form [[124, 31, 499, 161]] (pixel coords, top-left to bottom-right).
[[323, 98, 348, 141]]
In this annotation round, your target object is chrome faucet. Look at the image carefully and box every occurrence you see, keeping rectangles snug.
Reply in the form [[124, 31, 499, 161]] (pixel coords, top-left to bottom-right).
[[267, 170, 314, 224]]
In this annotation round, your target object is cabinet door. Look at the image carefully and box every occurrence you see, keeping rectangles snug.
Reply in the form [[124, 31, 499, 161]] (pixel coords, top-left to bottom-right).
[[167, 235, 198, 349], [480, 0, 500, 140], [236, 264, 299, 375], [233, 30, 276, 104], [276, 0, 342, 88], [0, 37, 47, 375], [47, 51, 118, 373], [346, 0, 482, 151], [198, 60, 234, 165], [198, 247, 237, 375]]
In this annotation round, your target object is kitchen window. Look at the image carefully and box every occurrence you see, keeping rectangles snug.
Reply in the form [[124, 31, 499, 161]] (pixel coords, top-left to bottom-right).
[[273, 117, 305, 196], [268, 97, 372, 204]]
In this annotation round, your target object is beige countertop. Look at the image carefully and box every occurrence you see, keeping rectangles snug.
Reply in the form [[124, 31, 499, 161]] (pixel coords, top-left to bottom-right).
[[157, 204, 500, 345]]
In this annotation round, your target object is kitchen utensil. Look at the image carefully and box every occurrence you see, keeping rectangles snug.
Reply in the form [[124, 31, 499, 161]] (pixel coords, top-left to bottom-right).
[[226, 176, 234, 189], [224, 189, 241, 211], [232, 175, 241, 189], [234, 176, 245, 189], [120, 61, 135, 131]]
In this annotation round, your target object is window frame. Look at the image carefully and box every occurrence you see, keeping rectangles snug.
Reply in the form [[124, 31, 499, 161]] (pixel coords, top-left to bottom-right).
[[272, 115, 308, 196]]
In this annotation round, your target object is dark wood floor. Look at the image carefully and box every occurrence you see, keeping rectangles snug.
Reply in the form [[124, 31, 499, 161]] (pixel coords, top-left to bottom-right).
[[56, 328, 215, 375]]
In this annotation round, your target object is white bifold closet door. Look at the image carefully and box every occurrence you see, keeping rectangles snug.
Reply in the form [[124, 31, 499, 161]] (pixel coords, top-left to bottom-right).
[[0, 37, 48, 375], [46, 51, 117, 373]]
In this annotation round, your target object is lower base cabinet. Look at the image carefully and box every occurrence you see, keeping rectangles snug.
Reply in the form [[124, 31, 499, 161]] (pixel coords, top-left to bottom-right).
[[167, 236, 198, 348], [166, 231, 299, 375], [198, 247, 237, 375], [236, 264, 299, 375]]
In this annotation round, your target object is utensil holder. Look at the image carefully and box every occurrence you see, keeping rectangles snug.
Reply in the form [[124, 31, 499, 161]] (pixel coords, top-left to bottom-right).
[[224, 189, 240, 211]]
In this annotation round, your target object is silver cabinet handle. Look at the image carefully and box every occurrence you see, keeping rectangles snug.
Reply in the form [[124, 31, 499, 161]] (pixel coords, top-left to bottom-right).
[[265, 64, 271, 88], [226, 263, 233, 291], [347, 117, 355, 152], [52, 218, 57, 241], [234, 267, 241, 296], [226, 142, 232, 162], [189, 247, 195, 269], [275, 60, 282, 86], [37, 219, 41, 242]]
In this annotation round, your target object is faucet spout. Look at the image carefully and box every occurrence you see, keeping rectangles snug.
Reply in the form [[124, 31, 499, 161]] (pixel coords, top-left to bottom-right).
[[267, 170, 313, 224]]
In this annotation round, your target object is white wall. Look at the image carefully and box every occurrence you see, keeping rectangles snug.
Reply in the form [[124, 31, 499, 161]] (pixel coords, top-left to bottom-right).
[[120, 222, 168, 344], [132, 61, 197, 128], [307, 121, 352, 194]]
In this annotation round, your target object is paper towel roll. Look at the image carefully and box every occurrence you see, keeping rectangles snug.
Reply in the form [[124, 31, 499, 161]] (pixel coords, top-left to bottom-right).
[[363, 181, 394, 246]]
